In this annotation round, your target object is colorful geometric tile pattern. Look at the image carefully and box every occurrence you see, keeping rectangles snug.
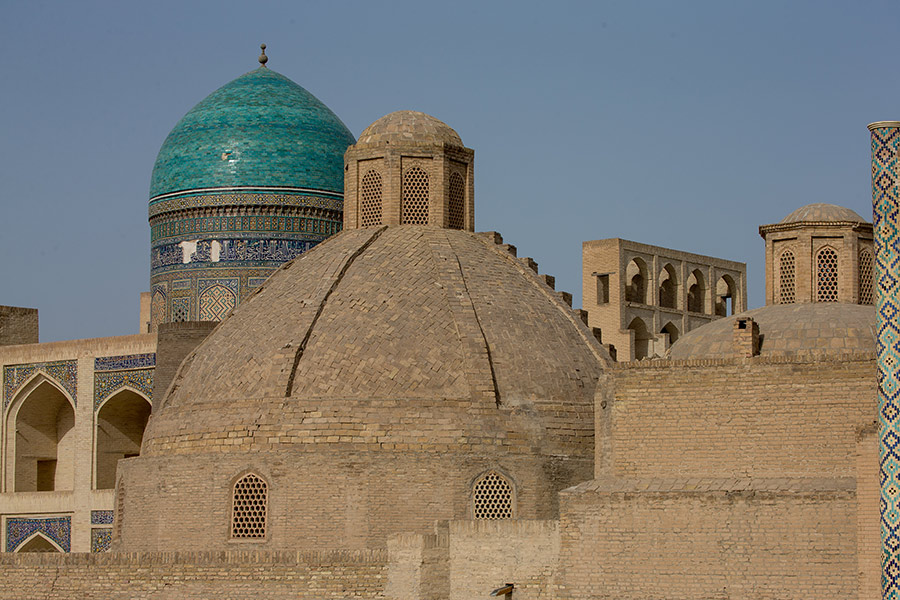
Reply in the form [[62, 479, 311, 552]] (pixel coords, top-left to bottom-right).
[[199, 284, 237, 321], [94, 368, 154, 410], [3, 360, 77, 411], [91, 528, 112, 552], [90, 510, 114, 525], [871, 122, 900, 600], [151, 209, 341, 244], [5, 516, 71, 552], [94, 353, 156, 372]]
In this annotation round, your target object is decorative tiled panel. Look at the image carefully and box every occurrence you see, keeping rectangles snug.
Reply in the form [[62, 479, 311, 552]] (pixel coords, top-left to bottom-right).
[[3, 360, 77, 411], [5, 516, 71, 552], [248, 277, 268, 289], [870, 122, 900, 600], [172, 297, 191, 322], [94, 353, 156, 372], [90, 510, 114, 525], [94, 369, 154, 410], [151, 211, 342, 243], [150, 238, 320, 271], [149, 191, 343, 218], [199, 284, 237, 321], [91, 528, 112, 552]]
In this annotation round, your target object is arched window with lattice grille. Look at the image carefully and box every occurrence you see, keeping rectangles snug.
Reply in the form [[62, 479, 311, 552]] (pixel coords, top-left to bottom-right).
[[231, 473, 268, 539], [402, 166, 429, 225], [816, 246, 839, 302], [448, 172, 465, 229], [472, 470, 514, 520], [779, 249, 796, 304], [360, 170, 383, 227], [859, 248, 874, 305]]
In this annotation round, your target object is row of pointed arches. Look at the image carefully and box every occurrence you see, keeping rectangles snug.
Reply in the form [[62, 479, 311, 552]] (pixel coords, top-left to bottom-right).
[[624, 258, 737, 316], [777, 246, 874, 304], [4, 375, 150, 493], [627, 316, 681, 360], [227, 468, 516, 540]]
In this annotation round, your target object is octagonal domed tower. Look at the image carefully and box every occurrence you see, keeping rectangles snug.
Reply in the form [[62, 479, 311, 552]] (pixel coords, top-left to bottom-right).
[[148, 48, 355, 330], [759, 203, 873, 305], [343, 111, 474, 231], [116, 113, 609, 553]]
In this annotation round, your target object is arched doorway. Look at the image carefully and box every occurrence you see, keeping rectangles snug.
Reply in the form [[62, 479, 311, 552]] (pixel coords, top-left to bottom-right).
[[8, 379, 75, 492], [95, 389, 151, 490], [627, 317, 652, 360]]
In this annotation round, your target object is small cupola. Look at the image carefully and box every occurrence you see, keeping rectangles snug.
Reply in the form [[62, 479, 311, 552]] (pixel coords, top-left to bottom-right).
[[343, 111, 474, 231], [758, 203, 873, 306]]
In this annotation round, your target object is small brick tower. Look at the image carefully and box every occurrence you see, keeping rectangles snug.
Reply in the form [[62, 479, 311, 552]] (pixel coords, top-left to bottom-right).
[[343, 111, 475, 231]]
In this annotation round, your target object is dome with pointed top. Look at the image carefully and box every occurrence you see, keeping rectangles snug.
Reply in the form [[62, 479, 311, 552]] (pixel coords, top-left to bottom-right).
[[149, 67, 355, 199]]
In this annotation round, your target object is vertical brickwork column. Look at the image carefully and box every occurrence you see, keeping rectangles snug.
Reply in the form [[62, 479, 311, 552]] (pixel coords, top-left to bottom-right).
[[870, 120, 900, 600]]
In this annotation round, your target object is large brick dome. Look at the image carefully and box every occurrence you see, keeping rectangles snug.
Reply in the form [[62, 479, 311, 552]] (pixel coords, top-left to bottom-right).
[[118, 226, 608, 551]]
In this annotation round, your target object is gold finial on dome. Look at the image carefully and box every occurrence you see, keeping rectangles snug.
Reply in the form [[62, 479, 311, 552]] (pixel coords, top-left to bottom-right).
[[258, 44, 268, 67]]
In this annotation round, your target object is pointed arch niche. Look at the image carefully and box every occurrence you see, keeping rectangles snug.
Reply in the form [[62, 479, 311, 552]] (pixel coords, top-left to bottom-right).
[[15, 532, 63, 553], [5, 377, 76, 492], [95, 389, 151, 490]]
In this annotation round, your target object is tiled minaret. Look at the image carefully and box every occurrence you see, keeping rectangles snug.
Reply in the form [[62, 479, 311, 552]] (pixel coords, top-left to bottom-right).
[[870, 120, 900, 600]]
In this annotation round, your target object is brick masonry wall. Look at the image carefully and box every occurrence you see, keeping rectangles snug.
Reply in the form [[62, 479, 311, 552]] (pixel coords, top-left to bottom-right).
[[0, 550, 387, 600], [447, 520, 559, 600], [152, 321, 217, 409], [0, 306, 38, 346], [606, 354, 876, 478], [116, 451, 590, 552], [557, 479, 858, 600]]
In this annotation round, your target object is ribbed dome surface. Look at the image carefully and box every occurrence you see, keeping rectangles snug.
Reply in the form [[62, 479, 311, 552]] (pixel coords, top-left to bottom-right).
[[668, 303, 875, 360], [145, 226, 607, 456], [149, 67, 355, 198], [357, 111, 463, 146], [779, 203, 867, 224]]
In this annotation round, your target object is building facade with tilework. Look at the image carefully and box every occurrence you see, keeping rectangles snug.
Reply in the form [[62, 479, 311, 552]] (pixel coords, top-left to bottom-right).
[[0, 54, 886, 599]]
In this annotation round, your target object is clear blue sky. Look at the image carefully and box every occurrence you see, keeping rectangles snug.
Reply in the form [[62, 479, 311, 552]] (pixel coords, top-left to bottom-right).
[[1, 0, 897, 342]]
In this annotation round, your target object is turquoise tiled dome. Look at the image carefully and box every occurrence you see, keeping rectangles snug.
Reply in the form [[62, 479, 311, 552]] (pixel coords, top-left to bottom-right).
[[149, 67, 355, 199]]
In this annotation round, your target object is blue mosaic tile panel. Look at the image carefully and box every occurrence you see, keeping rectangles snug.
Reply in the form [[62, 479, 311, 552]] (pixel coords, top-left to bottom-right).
[[172, 279, 192, 290], [91, 528, 112, 553], [150, 238, 319, 270], [871, 122, 900, 600], [94, 353, 156, 372], [248, 277, 268, 289], [198, 278, 239, 296], [3, 360, 77, 411], [148, 68, 354, 199], [94, 368, 154, 410], [6, 516, 70, 552], [151, 212, 342, 243], [199, 284, 237, 321], [91, 510, 114, 525], [171, 297, 191, 321]]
